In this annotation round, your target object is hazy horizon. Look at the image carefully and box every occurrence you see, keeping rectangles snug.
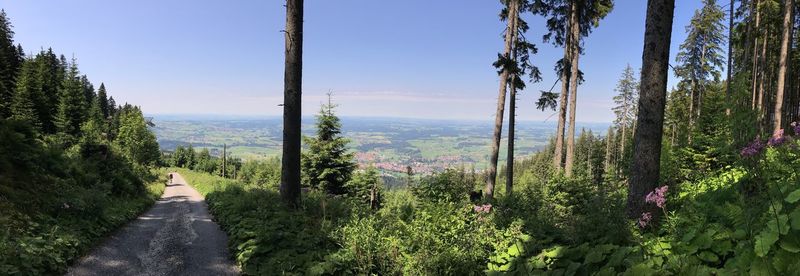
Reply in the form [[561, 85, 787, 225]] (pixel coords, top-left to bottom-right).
[[4, 1, 709, 122]]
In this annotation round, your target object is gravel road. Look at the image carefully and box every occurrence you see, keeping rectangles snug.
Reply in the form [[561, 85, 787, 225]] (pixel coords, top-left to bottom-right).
[[66, 173, 239, 276]]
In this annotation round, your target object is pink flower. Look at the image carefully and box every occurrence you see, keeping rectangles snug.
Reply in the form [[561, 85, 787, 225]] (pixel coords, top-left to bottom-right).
[[645, 185, 668, 209], [638, 212, 652, 228], [473, 204, 492, 213]]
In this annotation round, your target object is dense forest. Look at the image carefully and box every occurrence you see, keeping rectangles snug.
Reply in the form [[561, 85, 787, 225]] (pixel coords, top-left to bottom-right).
[[4, 0, 800, 274], [0, 9, 163, 275]]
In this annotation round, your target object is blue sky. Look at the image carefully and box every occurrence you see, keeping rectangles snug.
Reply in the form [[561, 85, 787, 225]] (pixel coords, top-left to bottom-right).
[[3, 0, 710, 122]]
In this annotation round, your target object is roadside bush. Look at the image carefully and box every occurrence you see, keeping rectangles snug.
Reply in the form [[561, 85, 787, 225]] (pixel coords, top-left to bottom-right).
[[0, 119, 164, 275], [318, 199, 506, 275]]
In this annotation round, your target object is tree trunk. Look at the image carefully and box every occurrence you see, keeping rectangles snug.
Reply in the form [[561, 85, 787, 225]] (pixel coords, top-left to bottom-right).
[[774, 0, 794, 132], [280, 0, 304, 208], [507, 83, 516, 196], [627, 0, 675, 220], [553, 42, 572, 171], [222, 143, 227, 178], [619, 121, 627, 163], [688, 78, 696, 144], [564, 0, 580, 177], [752, 0, 761, 110], [726, 0, 734, 116], [486, 0, 517, 199], [506, 5, 520, 197], [604, 126, 613, 174], [757, 34, 767, 114]]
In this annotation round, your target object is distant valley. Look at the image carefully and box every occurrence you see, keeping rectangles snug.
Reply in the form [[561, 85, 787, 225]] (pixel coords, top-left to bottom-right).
[[151, 115, 610, 174]]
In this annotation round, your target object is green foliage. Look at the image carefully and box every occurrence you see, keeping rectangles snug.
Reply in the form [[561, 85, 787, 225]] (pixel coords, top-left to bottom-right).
[[301, 97, 356, 195], [56, 58, 87, 139], [114, 105, 160, 167], [411, 168, 477, 204], [239, 158, 281, 189], [0, 9, 22, 119], [321, 200, 506, 276], [346, 166, 382, 204], [10, 59, 42, 131], [0, 119, 164, 275]]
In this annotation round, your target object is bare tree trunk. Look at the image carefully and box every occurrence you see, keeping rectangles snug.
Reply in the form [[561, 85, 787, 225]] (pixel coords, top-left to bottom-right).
[[627, 0, 675, 220], [688, 78, 696, 144], [757, 34, 767, 113], [619, 122, 627, 162], [553, 41, 572, 171], [774, 0, 794, 132], [564, 0, 580, 177], [507, 83, 517, 196], [726, 0, 734, 116], [280, 0, 303, 208], [506, 2, 520, 197], [222, 143, 227, 178], [752, 0, 761, 110], [486, 0, 517, 199], [604, 126, 613, 173]]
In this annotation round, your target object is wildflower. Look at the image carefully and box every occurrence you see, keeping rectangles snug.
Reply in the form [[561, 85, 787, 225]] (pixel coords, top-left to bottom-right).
[[638, 212, 652, 228], [740, 138, 765, 157], [645, 185, 668, 209], [473, 204, 492, 213], [768, 129, 787, 146], [792, 122, 800, 136]]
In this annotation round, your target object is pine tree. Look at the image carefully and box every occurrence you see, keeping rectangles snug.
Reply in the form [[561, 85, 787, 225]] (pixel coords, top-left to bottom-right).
[[0, 10, 22, 118], [674, 0, 726, 142], [186, 144, 196, 169], [611, 64, 639, 169], [10, 59, 42, 130], [56, 58, 87, 137], [301, 94, 356, 195], [96, 83, 110, 119], [34, 49, 64, 134]]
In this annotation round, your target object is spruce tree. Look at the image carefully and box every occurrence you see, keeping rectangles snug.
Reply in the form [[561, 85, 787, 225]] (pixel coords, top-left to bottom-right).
[[10, 59, 42, 130], [611, 64, 639, 168], [56, 58, 87, 137], [96, 83, 110, 119], [674, 0, 726, 141], [80, 75, 95, 109], [301, 94, 356, 195], [0, 10, 22, 118], [34, 49, 64, 134]]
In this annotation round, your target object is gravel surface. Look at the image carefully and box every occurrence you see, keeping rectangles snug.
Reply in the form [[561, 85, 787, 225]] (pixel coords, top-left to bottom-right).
[[66, 173, 239, 276]]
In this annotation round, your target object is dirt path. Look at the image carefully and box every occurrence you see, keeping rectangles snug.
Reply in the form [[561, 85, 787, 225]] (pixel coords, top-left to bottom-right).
[[66, 173, 239, 276]]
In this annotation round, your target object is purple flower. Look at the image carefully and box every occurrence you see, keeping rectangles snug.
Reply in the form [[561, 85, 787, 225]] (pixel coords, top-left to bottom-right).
[[768, 129, 787, 146], [741, 138, 765, 157], [638, 212, 652, 228], [645, 185, 668, 209], [792, 122, 800, 136]]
